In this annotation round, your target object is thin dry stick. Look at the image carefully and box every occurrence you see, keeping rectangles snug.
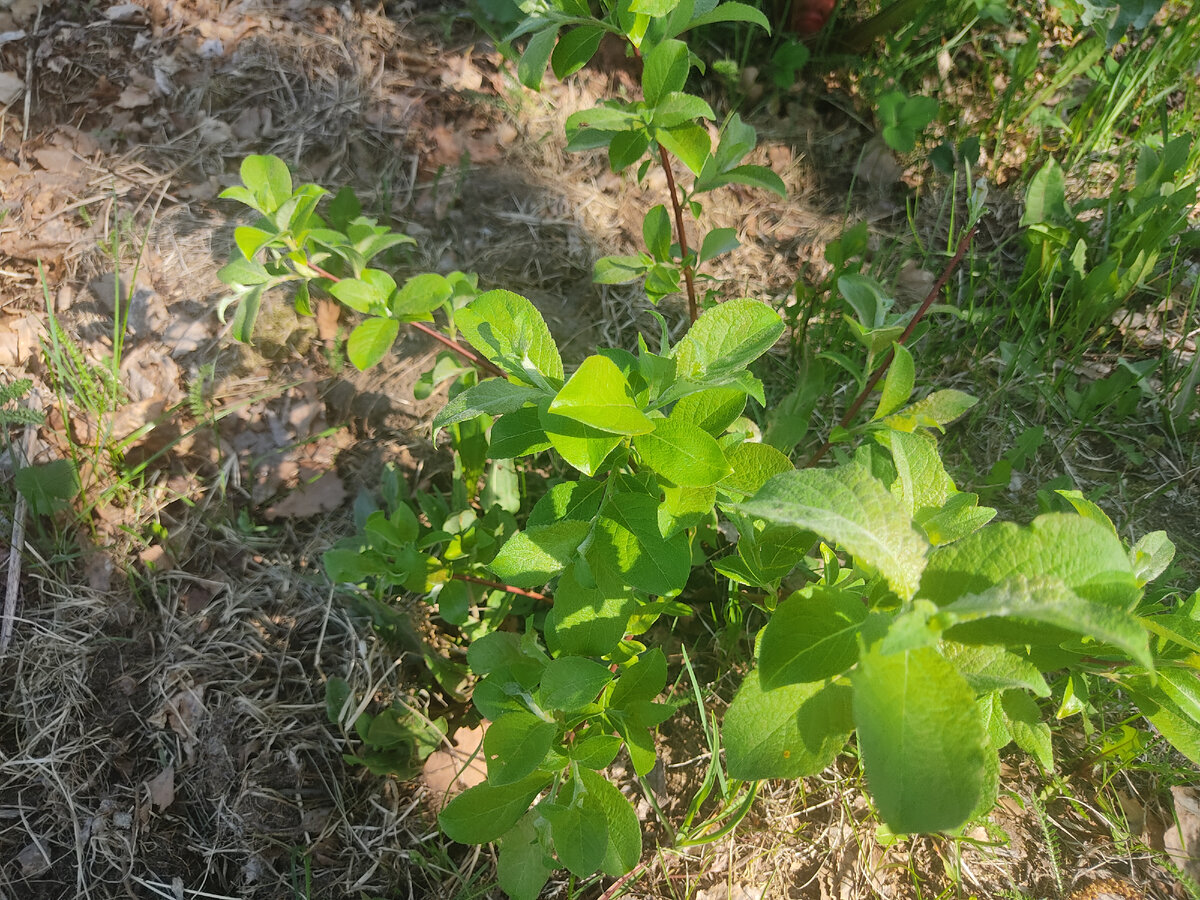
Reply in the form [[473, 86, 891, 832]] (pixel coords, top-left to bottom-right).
[[20, 3, 40, 144], [805, 226, 978, 468], [658, 144, 699, 323], [2, 414, 38, 656]]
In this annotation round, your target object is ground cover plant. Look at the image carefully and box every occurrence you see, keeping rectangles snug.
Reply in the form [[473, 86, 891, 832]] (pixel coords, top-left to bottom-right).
[[204, 1, 1200, 896], [3, 0, 1200, 898]]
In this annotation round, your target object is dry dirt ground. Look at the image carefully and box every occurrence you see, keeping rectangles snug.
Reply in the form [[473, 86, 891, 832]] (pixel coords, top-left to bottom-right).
[[1, 1, 1198, 899]]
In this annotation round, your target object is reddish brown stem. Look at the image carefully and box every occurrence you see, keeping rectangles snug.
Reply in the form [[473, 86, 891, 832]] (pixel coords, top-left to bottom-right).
[[453, 573, 550, 604], [804, 226, 977, 468], [303, 259, 505, 378], [658, 144, 699, 323]]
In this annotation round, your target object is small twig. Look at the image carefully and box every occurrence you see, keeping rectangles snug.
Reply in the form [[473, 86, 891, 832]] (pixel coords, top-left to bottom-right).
[[2, 409, 38, 656], [452, 572, 550, 603], [20, 3, 40, 146], [805, 226, 976, 468], [658, 144, 699, 323], [598, 861, 650, 900], [302, 260, 505, 377]]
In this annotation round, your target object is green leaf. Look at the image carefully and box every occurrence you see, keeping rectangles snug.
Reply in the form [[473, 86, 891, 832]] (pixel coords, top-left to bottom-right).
[[578, 768, 641, 875], [933, 575, 1152, 670], [880, 430, 956, 518], [674, 1, 770, 34], [240, 154, 292, 213], [874, 343, 914, 420], [551, 25, 604, 80], [642, 39, 690, 107], [941, 642, 1050, 697], [670, 386, 746, 435], [544, 802, 608, 878], [483, 712, 558, 786], [719, 442, 793, 497], [1131, 531, 1175, 587], [594, 254, 649, 284], [570, 732, 624, 769], [547, 563, 636, 656], [759, 587, 867, 688], [456, 290, 564, 385], [630, 0, 679, 14], [1001, 690, 1053, 771], [539, 408, 622, 476], [733, 464, 929, 600], [724, 676, 853, 779], [393, 272, 453, 319], [491, 406, 552, 458], [634, 417, 729, 487], [642, 204, 672, 260], [528, 478, 607, 527], [325, 676, 353, 724], [852, 645, 988, 833], [591, 493, 691, 595], [609, 647, 667, 708], [915, 492, 997, 546], [656, 121, 711, 175], [518, 27, 560, 90], [549, 355, 654, 434], [671, 298, 784, 382], [652, 92, 716, 128], [234, 225, 275, 260], [436, 579, 472, 626], [1125, 670, 1200, 765], [497, 815, 555, 900], [433, 380, 544, 432], [698, 227, 739, 263], [347, 317, 400, 370], [538, 657, 614, 712], [1021, 158, 1071, 227], [329, 269, 396, 314], [490, 520, 592, 587], [609, 130, 651, 172], [919, 513, 1139, 609], [438, 771, 551, 843], [15, 459, 80, 516], [885, 389, 977, 432], [217, 257, 271, 288]]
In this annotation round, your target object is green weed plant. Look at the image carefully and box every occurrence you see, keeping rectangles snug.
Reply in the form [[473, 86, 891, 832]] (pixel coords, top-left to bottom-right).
[[217, 1, 1200, 896]]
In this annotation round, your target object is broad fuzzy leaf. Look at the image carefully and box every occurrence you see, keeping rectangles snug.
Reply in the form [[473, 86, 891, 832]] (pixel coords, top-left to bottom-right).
[[919, 513, 1139, 609], [590, 493, 691, 595], [852, 645, 988, 833], [434, 380, 543, 432], [634, 417, 729, 487], [719, 442, 793, 497], [758, 587, 867, 688], [456, 290, 564, 385], [724, 676, 853, 779], [549, 355, 653, 434], [671, 298, 784, 382], [538, 657, 614, 712], [547, 564, 635, 657], [497, 815, 555, 900], [539, 408, 622, 476], [347, 317, 400, 370], [489, 520, 592, 587], [934, 575, 1151, 670], [733, 464, 929, 600], [669, 386, 746, 435]]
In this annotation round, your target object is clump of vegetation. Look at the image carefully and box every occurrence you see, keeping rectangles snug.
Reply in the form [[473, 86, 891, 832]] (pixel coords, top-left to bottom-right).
[[213, 0, 1200, 896]]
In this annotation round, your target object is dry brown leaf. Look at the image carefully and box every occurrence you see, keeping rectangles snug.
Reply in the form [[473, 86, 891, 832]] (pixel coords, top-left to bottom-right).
[[855, 137, 903, 188], [116, 86, 154, 109], [0, 70, 23, 106], [263, 470, 346, 520], [146, 766, 175, 811], [315, 298, 340, 341], [1164, 786, 1200, 883], [420, 724, 487, 807]]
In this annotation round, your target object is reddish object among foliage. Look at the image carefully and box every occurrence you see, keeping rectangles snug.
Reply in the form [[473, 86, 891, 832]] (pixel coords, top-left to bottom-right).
[[791, 0, 836, 34]]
